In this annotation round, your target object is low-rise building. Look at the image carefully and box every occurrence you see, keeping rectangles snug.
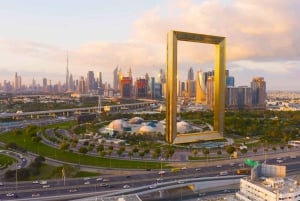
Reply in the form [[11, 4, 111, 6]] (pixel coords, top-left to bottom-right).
[[235, 163, 300, 201]]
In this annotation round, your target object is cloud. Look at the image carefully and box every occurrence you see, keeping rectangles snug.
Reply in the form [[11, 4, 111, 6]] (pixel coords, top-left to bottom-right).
[[132, 0, 300, 64], [0, 0, 300, 90]]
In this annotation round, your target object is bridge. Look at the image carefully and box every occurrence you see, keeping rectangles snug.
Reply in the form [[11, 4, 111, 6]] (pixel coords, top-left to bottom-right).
[[73, 175, 243, 201], [0, 102, 157, 120]]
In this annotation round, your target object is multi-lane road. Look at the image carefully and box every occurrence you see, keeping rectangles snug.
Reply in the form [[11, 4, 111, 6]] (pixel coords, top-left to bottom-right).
[[0, 153, 299, 200]]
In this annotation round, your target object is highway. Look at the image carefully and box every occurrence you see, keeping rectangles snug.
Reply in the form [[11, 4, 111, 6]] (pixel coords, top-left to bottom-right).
[[0, 154, 299, 200]]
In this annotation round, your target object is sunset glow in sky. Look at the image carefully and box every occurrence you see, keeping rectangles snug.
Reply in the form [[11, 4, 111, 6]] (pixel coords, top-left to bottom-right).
[[0, 0, 299, 90]]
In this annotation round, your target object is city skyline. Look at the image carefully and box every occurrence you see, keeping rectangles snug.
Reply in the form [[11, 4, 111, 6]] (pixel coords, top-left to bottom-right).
[[0, 0, 300, 91]]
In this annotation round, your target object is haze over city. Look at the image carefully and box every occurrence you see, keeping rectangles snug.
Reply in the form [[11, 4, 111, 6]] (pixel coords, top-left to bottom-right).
[[0, 0, 300, 91]]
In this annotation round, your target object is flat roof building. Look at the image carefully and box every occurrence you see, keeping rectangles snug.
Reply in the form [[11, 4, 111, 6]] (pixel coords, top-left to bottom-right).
[[235, 164, 300, 201]]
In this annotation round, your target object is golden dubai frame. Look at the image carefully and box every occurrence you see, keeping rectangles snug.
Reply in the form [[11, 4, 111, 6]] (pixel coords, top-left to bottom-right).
[[166, 30, 226, 144]]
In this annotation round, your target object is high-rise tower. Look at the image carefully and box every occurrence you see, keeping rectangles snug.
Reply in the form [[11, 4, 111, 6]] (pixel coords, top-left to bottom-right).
[[86, 71, 95, 92], [195, 70, 206, 103], [66, 54, 69, 92], [251, 77, 266, 109], [113, 66, 119, 91], [187, 67, 194, 80]]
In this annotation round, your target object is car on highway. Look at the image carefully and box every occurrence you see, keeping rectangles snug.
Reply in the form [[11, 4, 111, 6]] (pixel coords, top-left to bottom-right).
[[177, 180, 184, 184], [32, 180, 39, 184], [69, 189, 78, 193], [32, 193, 40, 197], [39, 180, 47, 185], [84, 181, 91, 185], [198, 192, 206, 197], [96, 177, 103, 181], [6, 193, 15, 197], [219, 171, 228, 176], [149, 184, 157, 189], [99, 183, 108, 187], [123, 184, 130, 189], [158, 170, 166, 175], [42, 185, 50, 188], [156, 177, 164, 182]]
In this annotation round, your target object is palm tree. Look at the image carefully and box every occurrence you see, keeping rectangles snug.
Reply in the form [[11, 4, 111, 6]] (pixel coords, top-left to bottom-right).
[[192, 149, 199, 157], [202, 148, 210, 161]]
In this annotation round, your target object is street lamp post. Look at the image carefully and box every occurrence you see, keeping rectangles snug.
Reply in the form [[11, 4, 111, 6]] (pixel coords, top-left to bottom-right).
[[15, 164, 18, 194]]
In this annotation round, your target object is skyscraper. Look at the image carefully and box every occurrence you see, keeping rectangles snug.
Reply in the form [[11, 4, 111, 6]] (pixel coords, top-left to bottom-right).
[[14, 72, 21, 90], [187, 67, 194, 80], [86, 71, 95, 92], [195, 70, 206, 104], [113, 66, 119, 91], [186, 80, 196, 97], [251, 77, 266, 109], [206, 76, 214, 110], [66, 54, 69, 92]]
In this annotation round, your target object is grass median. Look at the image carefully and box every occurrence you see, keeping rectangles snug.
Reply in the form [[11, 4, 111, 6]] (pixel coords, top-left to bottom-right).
[[0, 130, 170, 170]]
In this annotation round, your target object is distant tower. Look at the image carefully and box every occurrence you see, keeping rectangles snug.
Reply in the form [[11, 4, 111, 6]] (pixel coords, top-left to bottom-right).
[[86, 71, 95, 92], [66, 54, 69, 92], [14, 72, 21, 90], [113, 66, 119, 91], [251, 77, 266, 109], [98, 72, 104, 96], [187, 67, 194, 80], [206, 76, 215, 110], [157, 69, 166, 83], [196, 70, 206, 103], [128, 67, 132, 78]]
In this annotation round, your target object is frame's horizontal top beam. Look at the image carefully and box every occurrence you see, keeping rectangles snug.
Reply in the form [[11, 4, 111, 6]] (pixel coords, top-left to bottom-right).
[[171, 30, 225, 44]]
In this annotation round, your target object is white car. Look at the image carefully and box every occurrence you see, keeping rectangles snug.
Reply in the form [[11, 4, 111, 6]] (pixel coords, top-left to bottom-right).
[[84, 181, 90, 185], [32, 193, 40, 197], [181, 167, 187, 170], [96, 177, 103, 181], [149, 184, 157, 189], [6, 193, 15, 197], [69, 189, 78, 193], [123, 184, 130, 189], [156, 177, 164, 181], [39, 180, 47, 185], [158, 170, 166, 175]]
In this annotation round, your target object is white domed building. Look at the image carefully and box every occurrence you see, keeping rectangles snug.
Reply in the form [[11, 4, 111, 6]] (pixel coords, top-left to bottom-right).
[[177, 121, 193, 133], [128, 117, 144, 124], [138, 125, 154, 134], [105, 119, 131, 136]]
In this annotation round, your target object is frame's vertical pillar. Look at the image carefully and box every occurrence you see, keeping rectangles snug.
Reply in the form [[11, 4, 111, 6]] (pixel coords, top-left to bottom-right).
[[214, 39, 226, 135], [166, 31, 178, 143]]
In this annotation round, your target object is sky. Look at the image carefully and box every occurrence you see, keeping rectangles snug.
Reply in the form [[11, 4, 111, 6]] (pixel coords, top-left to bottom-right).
[[0, 0, 300, 91]]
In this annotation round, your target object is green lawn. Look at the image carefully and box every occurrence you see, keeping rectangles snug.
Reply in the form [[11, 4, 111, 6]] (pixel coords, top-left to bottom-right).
[[28, 163, 100, 181], [188, 155, 224, 160], [0, 153, 16, 169], [0, 131, 170, 170]]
